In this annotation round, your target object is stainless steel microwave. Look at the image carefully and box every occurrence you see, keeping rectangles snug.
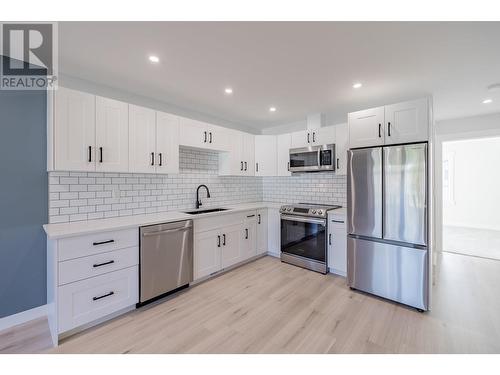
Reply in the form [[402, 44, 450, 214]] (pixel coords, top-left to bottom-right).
[[289, 144, 336, 172]]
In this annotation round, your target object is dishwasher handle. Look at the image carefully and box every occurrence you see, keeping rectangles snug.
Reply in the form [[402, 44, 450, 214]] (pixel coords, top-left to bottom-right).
[[142, 226, 192, 237]]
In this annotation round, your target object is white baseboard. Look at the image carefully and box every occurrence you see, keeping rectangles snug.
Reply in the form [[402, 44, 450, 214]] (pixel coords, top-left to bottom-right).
[[0, 304, 48, 332]]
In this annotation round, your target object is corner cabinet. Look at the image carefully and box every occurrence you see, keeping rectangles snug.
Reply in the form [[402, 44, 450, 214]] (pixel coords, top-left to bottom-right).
[[348, 98, 430, 149], [255, 136, 277, 176], [219, 130, 255, 176], [178, 117, 230, 152]]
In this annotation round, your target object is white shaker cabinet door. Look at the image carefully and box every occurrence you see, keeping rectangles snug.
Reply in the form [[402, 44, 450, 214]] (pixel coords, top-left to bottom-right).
[[334, 123, 348, 175], [156, 111, 180, 174], [194, 229, 222, 280], [128, 104, 156, 173], [384, 98, 429, 145], [276, 133, 291, 176], [255, 135, 277, 176], [95, 96, 129, 172], [256, 209, 268, 255], [54, 87, 96, 171], [348, 106, 385, 149]]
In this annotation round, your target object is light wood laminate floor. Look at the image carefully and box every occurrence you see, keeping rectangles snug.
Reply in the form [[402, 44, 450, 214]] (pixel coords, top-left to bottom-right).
[[1, 253, 500, 354]]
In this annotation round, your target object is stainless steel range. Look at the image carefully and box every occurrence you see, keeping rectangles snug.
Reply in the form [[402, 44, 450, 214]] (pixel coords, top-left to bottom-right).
[[280, 203, 341, 274]]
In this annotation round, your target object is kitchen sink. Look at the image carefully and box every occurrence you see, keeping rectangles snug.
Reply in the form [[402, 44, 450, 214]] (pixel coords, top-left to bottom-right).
[[183, 208, 229, 215]]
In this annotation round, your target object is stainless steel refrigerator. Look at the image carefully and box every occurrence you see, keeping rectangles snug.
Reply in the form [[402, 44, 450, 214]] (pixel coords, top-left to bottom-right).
[[347, 143, 428, 311]]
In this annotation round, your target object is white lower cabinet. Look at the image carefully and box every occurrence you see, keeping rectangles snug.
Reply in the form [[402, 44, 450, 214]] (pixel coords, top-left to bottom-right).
[[267, 208, 281, 257], [327, 214, 347, 276], [58, 266, 138, 333], [194, 210, 264, 281], [47, 228, 139, 341], [256, 209, 268, 255], [194, 229, 222, 280]]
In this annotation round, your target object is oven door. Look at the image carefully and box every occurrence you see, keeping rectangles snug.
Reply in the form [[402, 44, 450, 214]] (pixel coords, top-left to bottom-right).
[[289, 148, 320, 172], [280, 215, 327, 264]]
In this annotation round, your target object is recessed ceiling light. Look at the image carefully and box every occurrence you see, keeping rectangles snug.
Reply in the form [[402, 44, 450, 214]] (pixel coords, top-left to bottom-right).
[[269, 107, 277, 112], [352, 82, 362, 89], [148, 55, 160, 63], [224, 87, 233, 95], [482, 98, 493, 104]]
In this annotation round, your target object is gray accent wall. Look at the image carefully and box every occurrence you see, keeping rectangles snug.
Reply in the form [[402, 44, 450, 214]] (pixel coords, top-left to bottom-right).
[[0, 70, 48, 317]]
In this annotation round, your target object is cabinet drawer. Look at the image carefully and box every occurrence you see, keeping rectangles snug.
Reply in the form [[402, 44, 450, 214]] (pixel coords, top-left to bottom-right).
[[58, 229, 138, 261], [58, 266, 138, 333], [58, 246, 139, 286]]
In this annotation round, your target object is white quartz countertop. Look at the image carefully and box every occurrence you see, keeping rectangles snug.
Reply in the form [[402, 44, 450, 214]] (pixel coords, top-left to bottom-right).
[[43, 201, 284, 239], [328, 207, 347, 218]]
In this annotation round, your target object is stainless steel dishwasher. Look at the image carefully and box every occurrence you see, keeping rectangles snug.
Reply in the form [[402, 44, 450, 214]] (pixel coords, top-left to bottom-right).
[[139, 220, 193, 305]]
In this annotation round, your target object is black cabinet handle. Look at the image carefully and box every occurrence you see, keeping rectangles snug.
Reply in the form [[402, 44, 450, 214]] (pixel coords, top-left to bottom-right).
[[217, 235, 221, 247], [93, 291, 114, 301], [158, 153, 163, 166], [99, 147, 103, 163], [378, 124, 382, 138], [245, 228, 248, 239], [287, 162, 290, 171], [209, 132, 212, 143], [307, 133, 310, 143], [256, 162, 259, 172], [204, 131, 207, 143], [88, 146, 92, 162], [258, 214, 261, 224], [329, 233, 332, 245], [388, 122, 391, 137], [93, 260, 115, 268], [151, 152, 155, 166], [336, 158, 340, 169], [244, 161, 247, 171], [222, 234, 226, 246], [313, 132, 316, 143], [92, 239, 114, 246], [246, 214, 255, 218], [241, 161, 244, 171]]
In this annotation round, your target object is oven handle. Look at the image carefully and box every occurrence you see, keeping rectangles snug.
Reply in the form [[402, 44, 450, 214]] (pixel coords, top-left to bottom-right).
[[280, 214, 326, 225]]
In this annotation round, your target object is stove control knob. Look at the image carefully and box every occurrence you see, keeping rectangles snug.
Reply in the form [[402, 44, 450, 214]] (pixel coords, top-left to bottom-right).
[[312, 210, 316, 214], [287, 208, 292, 212], [317, 210, 323, 215]]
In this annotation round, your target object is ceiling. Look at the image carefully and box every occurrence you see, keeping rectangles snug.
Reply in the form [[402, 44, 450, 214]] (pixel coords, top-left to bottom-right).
[[59, 22, 500, 132]]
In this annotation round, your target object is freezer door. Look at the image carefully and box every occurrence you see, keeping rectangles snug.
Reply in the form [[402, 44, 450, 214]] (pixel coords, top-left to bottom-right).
[[347, 237, 428, 310], [347, 147, 383, 238], [383, 143, 427, 246]]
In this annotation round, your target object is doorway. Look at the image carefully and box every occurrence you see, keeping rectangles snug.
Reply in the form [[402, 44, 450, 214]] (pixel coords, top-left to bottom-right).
[[441, 136, 500, 260]]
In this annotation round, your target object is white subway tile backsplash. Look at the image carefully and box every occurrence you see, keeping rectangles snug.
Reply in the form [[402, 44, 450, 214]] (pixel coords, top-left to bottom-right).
[[48, 147, 346, 223]]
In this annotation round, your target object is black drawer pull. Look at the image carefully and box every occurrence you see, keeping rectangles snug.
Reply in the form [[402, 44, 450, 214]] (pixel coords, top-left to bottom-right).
[[246, 214, 255, 218], [93, 291, 114, 301], [93, 260, 115, 268], [93, 239, 115, 246]]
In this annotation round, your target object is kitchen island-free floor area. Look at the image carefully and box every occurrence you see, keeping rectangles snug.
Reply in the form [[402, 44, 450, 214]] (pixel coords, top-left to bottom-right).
[[2, 253, 500, 354]]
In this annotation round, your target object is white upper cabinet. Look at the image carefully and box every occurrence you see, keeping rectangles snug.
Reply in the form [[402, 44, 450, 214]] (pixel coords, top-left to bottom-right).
[[95, 96, 129, 172], [334, 123, 348, 175], [128, 105, 156, 174], [179, 118, 230, 152], [156, 112, 180, 175], [290, 126, 335, 148], [348, 98, 430, 149], [219, 130, 254, 176], [255, 136, 277, 176], [348, 106, 385, 149], [316, 126, 336, 145], [276, 133, 291, 176], [384, 98, 429, 145], [54, 87, 96, 172]]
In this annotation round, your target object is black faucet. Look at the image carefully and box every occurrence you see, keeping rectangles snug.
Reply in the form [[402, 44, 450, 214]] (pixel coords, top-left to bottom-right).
[[196, 184, 211, 209]]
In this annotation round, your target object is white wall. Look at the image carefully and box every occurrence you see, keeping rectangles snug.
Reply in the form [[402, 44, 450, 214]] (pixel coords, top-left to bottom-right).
[[442, 136, 500, 231]]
